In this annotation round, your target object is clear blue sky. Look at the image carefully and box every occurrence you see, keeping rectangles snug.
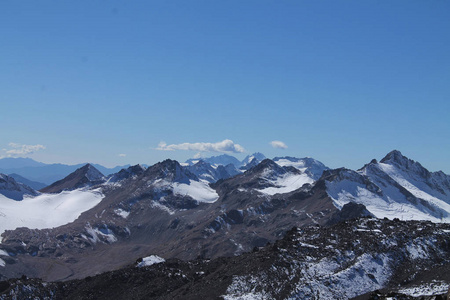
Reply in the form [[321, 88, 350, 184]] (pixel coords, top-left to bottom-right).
[[1, 1, 449, 173]]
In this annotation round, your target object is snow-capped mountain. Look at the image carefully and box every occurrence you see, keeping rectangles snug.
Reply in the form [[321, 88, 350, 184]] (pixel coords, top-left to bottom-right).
[[1, 150, 450, 288], [240, 152, 266, 167], [273, 156, 329, 180], [185, 152, 266, 170], [40, 164, 105, 193], [325, 150, 450, 223], [186, 160, 239, 183], [185, 154, 241, 168], [142, 159, 219, 204], [0, 173, 38, 200], [237, 159, 315, 195]]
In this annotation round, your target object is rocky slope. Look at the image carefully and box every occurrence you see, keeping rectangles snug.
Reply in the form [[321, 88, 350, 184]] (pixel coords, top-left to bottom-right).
[[40, 164, 105, 193], [1, 218, 449, 299]]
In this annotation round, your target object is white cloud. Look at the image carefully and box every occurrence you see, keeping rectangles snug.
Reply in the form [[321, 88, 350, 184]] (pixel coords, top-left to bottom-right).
[[156, 139, 245, 154], [118, 153, 127, 157], [270, 140, 288, 149], [3, 143, 46, 157]]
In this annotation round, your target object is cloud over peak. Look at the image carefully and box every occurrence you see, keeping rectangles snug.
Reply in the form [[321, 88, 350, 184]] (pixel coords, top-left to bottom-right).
[[270, 140, 288, 149], [156, 139, 245, 154], [3, 142, 46, 157]]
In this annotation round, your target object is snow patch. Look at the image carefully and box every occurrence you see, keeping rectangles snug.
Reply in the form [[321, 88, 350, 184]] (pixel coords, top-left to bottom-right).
[[137, 255, 165, 268], [114, 208, 130, 219], [398, 281, 450, 296], [257, 173, 314, 195], [172, 180, 219, 203]]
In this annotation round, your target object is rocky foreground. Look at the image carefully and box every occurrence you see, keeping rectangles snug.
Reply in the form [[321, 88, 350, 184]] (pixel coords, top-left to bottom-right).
[[1, 217, 449, 299]]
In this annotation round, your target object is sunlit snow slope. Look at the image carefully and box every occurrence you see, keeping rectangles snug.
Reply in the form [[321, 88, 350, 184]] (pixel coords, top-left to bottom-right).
[[0, 189, 104, 240], [326, 151, 450, 222]]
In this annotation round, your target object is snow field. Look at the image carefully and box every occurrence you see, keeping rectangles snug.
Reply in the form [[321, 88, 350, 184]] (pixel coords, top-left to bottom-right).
[[0, 188, 104, 241]]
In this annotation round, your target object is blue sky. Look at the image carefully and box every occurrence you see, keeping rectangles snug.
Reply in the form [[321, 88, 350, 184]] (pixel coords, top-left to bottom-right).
[[1, 1, 449, 173]]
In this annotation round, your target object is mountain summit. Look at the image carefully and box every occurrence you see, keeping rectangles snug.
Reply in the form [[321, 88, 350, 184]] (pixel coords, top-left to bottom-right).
[[40, 164, 105, 193]]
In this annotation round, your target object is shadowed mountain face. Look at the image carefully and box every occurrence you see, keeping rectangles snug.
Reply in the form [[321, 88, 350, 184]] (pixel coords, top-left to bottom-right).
[[0, 151, 449, 288], [6, 173, 46, 190], [0, 173, 38, 200], [40, 164, 105, 194]]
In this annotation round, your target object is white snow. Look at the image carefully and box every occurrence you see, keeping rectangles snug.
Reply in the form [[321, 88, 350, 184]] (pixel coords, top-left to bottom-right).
[[84, 224, 117, 244], [0, 258, 5, 267], [326, 177, 450, 223], [224, 275, 272, 300], [398, 281, 450, 296], [274, 158, 308, 172], [0, 188, 104, 240], [289, 253, 393, 299], [114, 208, 130, 219], [172, 180, 219, 203], [137, 255, 165, 267], [256, 173, 314, 195], [0, 249, 8, 256], [378, 163, 450, 210], [150, 200, 175, 215]]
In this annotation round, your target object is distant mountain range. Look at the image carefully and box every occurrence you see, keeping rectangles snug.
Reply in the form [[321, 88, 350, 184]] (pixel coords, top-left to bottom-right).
[[0, 150, 450, 299], [0, 157, 129, 185]]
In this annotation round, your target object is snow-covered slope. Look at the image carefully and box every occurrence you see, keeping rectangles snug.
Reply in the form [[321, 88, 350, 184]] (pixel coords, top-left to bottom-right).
[[144, 159, 219, 204], [0, 173, 38, 200], [273, 156, 329, 180], [249, 157, 328, 196], [325, 151, 450, 222], [0, 189, 104, 240], [256, 168, 314, 196], [186, 161, 240, 183]]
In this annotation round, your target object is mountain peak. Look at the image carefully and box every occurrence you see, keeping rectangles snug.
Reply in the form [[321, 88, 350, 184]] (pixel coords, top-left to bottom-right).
[[241, 152, 266, 166], [145, 159, 198, 183], [380, 150, 405, 164], [40, 164, 105, 193], [379, 150, 429, 174]]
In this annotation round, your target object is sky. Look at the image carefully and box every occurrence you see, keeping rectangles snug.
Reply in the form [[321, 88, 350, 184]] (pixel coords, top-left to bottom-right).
[[1, 1, 449, 173]]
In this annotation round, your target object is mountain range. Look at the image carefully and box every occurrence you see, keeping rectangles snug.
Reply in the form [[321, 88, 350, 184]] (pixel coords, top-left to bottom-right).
[[0, 150, 449, 299], [0, 157, 129, 185]]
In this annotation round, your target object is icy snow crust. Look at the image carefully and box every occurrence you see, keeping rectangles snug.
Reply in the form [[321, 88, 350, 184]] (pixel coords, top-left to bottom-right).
[[0, 188, 104, 240]]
